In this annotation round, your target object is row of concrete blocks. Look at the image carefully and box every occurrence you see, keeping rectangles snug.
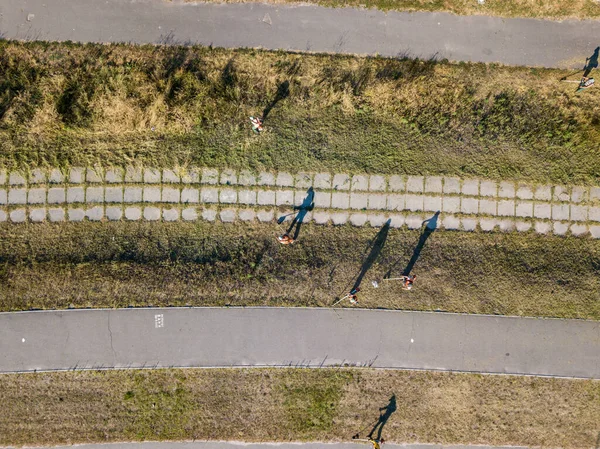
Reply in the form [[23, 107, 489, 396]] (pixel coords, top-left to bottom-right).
[[2, 168, 599, 203], [1, 207, 598, 237], [2, 187, 599, 222]]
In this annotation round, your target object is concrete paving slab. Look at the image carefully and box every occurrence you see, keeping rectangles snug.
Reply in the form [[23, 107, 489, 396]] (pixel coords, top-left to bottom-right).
[[332, 174, 350, 190], [389, 214, 405, 228], [86, 167, 104, 183], [257, 172, 275, 186], [589, 206, 600, 222], [162, 187, 181, 203], [387, 194, 404, 211], [571, 186, 587, 203], [181, 168, 200, 184], [125, 166, 143, 183], [67, 208, 85, 222], [220, 189, 238, 204], [162, 169, 181, 184], [516, 185, 533, 200], [498, 181, 515, 198], [237, 190, 257, 205], [313, 191, 331, 208], [295, 172, 313, 189], [10, 209, 26, 223], [497, 200, 515, 217], [534, 185, 552, 201], [388, 175, 404, 192], [220, 209, 237, 222], [202, 168, 219, 185], [105, 168, 124, 183], [331, 192, 350, 209], [367, 214, 388, 227], [442, 196, 460, 214], [144, 168, 161, 184], [405, 214, 424, 229], [590, 225, 600, 238], [0, 210, 6, 222], [570, 205, 588, 221], [9, 172, 26, 186], [461, 218, 477, 231], [0, 189, 5, 205], [406, 176, 424, 193], [86, 206, 104, 221], [106, 207, 123, 221], [442, 177, 460, 194], [181, 188, 200, 204], [535, 221, 552, 234], [424, 176, 442, 194], [515, 221, 532, 232], [350, 193, 368, 210], [275, 190, 294, 206], [47, 188, 65, 204], [276, 172, 294, 187], [0, 170, 6, 185], [405, 194, 424, 212], [552, 204, 570, 221], [67, 187, 85, 203], [182, 208, 199, 221], [238, 209, 256, 222], [29, 208, 46, 222], [105, 187, 123, 203], [590, 187, 600, 202], [257, 190, 275, 206], [479, 218, 497, 232], [86, 187, 104, 203], [515, 201, 533, 218], [8, 189, 27, 205], [238, 170, 256, 186], [553, 186, 570, 202], [312, 211, 330, 224], [442, 215, 460, 230], [423, 195, 442, 212], [570, 223, 588, 236], [143, 207, 161, 221], [30, 168, 46, 184], [351, 174, 369, 191], [498, 219, 515, 232], [124, 207, 142, 221], [350, 213, 368, 226], [27, 188, 46, 204], [48, 208, 65, 222], [124, 187, 142, 203], [201, 188, 219, 203], [461, 179, 479, 196], [331, 212, 349, 225], [220, 169, 238, 185], [143, 187, 161, 203], [553, 221, 569, 235], [479, 199, 497, 216], [461, 198, 479, 215], [479, 180, 497, 197], [162, 208, 180, 221], [534, 203, 551, 219], [202, 208, 218, 222], [369, 175, 386, 192], [313, 173, 331, 190]]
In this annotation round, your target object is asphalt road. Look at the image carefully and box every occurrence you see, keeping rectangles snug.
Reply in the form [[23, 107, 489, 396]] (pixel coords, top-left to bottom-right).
[[1, 307, 598, 378], [1, 0, 599, 67]]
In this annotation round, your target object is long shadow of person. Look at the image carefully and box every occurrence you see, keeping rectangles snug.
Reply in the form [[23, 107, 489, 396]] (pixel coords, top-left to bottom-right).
[[351, 220, 391, 292], [279, 187, 314, 240], [584, 46, 599, 77], [263, 80, 290, 120], [384, 211, 439, 279], [368, 394, 397, 440]]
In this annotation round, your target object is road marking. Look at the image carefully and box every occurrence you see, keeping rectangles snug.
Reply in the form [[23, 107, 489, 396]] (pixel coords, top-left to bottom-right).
[[22, 338, 25, 343], [410, 338, 414, 343], [154, 314, 164, 328]]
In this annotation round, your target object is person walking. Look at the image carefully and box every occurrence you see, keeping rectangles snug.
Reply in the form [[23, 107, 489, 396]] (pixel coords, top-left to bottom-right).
[[249, 116, 264, 133], [277, 233, 295, 245], [401, 274, 417, 290]]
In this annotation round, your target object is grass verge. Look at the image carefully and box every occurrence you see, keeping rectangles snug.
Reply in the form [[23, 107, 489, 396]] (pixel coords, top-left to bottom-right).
[[1, 41, 599, 185], [1, 368, 598, 447], [1, 221, 599, 319]]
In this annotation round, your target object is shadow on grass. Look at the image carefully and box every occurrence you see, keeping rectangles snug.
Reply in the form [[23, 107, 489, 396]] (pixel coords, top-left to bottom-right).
[[351, 219, 391, 292], [278, 187, 314, 240], [353, 394, 397, 440]]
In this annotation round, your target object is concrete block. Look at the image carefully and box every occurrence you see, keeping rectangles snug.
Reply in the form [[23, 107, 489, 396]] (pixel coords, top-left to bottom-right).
[[570, 205, 588, 222], [350, 193, 368, 210], [220, 209, 236, 222], [295, 172, 313, 189], [369, 175, 386, 192], [124, 187, 142, 203], [105, 187, 123, 203], [534, 185, 552, 201], [124, 207, 142, 221], [351, 174, 369, 191], [257, 172, 275, 186], [553, 186, 570, 202], [331, 192, 350, 209], [106, 207, 123, 221], [553, 221, 569, 236], [48, 168, 64, 184], [182, 208, 198, 221], [69, 167, 85, 184], [219, 188, 237, 204], [499, 220, 515, 232], [443, 177, 460, 194], [312, 212, 330, 224], [405, 194, 424, 212], [238, 170, 256, 186], [201, 188, 219, 203], [9, 172, 26, 185], [589, 225, 600, 238], [28, 188, 46, 204], [220, 169, 237, 185], [144, 168, 161, 183], [535, 221, 551, 235], [10, 209, 26, 222], [0, 189, 5, 205], [125, 166, 143, 183], [143, 187, 161, 203], [181, 188, 199, 204], [442, 215, 460, 230], [424, 176, 442, 194], [238, 209, 256, 222], [515, 201, 533, 218], [181, 168, 200, 184], [368, 214, 388, 227], [105, 168, 124, 183], [162, 187, 180, 203], [388, 175, 404, 192], [48, 208, 65, 222], [461, 218, 477, 231], [534, 203, 551, 219], [0, 170, 5, 185], [314, 173, 331, 190], [201, 168, 219, 185], [368, 193, 387, 210], [86, 206, 104, 221], [162, 169, 180, 183], [552, 204, 570, 221], [589, 206, 600, 222], [442, 196, 460, 214], [237, 190, 257, 205], [350, 213, 368, 226], [498, 181, 515, 198], [405, 214, 423, 229], [313, 191, 331, 208], [67, 208, 85, 222], [423, 195, 442, 212], [257, 190, 275, 206], [29, 208, 46, 222], [67, 187, 85, 203], [163, 208, 180, 221], [48, 188, 66, 204], [387, 194, 404, 211], [461, 179, 479, 196], [479, 199, 497, 216], [480, 180, 497, 197], [86, 167, 103, 183], [30, 168, 46, 184], [389, 215, 405, 228], [202, 208, 218, 222], [143, 207, 161, 221], [406, 176, 424, 193], [332, 174, 350, 190], [276, 172, 294, 187], [516, 185, 533, 200], [515, 221, 532, 232], [276, 190, 294, 206], [570, 224, 588, 236], [497, 200, 515, 217], [331, 212, 349, 225], [590, 187, 600, 202], [461, 198, 479, 215], [8, 189, 27, 205], [86, 187, 104, 203], [479, 218, 497, 232], [571, 186, 587, 203], [256, 209, 274, 223]]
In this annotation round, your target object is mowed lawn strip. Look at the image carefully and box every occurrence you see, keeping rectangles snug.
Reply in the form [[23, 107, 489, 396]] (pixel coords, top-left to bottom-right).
[[2, 41, 600, 185], [1, 221, 599, 319], [1, 368, 599, 448]]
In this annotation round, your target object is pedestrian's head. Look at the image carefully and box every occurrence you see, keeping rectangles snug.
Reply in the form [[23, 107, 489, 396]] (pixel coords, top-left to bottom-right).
[[412, 274, 417, 280]]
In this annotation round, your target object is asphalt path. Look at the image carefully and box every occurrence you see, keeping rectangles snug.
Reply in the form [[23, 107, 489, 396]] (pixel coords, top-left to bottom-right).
[[1, 0, 599, 67], [1, 307, 598, 378]]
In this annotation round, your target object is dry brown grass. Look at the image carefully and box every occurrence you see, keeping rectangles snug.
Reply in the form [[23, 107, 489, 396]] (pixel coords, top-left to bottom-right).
[[0, 368, 598, 447]]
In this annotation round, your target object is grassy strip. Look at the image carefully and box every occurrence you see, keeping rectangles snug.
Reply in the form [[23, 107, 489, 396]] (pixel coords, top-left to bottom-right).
[[1, 221, 599, 319], [191, 0, 600, 20], [1, 41, 600, 184], [1, 368, 598, 447]]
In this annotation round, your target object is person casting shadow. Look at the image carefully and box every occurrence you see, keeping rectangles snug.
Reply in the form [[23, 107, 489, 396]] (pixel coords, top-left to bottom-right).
[[368, 394, 397, 440], [278, 188, 314, 244], [351, 220, 391, 292], [263, 80, 290, 120], [584, 46, 599, 77]]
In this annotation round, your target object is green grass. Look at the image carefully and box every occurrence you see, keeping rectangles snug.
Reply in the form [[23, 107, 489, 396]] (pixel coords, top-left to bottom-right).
[[1, 368, 598, 448], [1, 221, 599, 319], [1, 41, 600, 185]]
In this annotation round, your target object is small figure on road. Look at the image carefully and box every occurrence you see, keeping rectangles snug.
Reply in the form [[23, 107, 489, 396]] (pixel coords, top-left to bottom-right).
[[277, 233, 295, 245], [401, 274, 417, 290], [250, 116, 264, 133]]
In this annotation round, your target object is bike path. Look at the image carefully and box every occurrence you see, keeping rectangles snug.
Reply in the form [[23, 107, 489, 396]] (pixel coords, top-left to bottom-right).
[[1, 307, 598, 378]]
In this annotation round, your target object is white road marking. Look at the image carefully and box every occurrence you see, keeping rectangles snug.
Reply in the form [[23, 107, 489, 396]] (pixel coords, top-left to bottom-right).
[[410, 338, 414, 343], [155, 314, 164, 328], [22, 338, 25, 343]]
